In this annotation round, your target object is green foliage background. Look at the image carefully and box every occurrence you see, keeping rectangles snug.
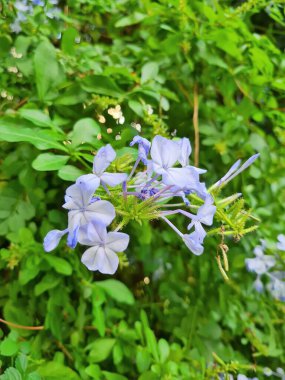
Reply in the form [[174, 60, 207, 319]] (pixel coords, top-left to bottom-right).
[[0, 0, 285, 379]]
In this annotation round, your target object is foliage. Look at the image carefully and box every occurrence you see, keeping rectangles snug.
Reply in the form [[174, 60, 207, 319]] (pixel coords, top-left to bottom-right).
[[0, 0, 285, 379]]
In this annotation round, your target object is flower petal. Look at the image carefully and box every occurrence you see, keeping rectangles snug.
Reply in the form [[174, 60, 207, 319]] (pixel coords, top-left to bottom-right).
[[182, 232, 204, 255], [43, 229, 68, 252], [151, 135, 180, 170], [81, 246, 119, 274], [93, 144, 116, 175], [100, 172, 128, 187], [178, 137, 192, 167], [106, 232, 130, 252], [85, 200, 116, 226], [78, 221, 107, 246], [63, 182, 96, 210], [76, 174, 100, 194]]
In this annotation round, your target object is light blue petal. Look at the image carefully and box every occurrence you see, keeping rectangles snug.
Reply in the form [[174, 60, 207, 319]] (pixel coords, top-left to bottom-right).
[[182, 232, 204, 255], [178, 138, 192, 167], [43, 229, 68, 252], [100, 172, 128, 187], [130, 136, 151, 164], [151, 135, 180, 171], [93, 144, 116, 175]]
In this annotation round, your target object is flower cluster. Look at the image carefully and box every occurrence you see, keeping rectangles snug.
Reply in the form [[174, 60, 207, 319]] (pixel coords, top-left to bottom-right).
[[219, 374, 258, 380], [44, 135, 259, 275], [219, 367, 285, 379], [11, 0, 60, 33], [246, 235, 285, 301]]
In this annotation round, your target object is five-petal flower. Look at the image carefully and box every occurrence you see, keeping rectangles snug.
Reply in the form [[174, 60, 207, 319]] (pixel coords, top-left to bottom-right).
[[76, 144, 127, 191], [79, 221, 130, 274]]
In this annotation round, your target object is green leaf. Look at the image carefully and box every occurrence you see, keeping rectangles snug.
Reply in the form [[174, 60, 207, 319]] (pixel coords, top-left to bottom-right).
[[0, 368, 22, 380], [92, 304, 105, 337], [145, 328, 159, 362], [136, 349, 151, 373], [34, 274, 60, 296], [37, 362, 80, 380], [0, 35, 12, 58], [61, 27, 79, 55], [81, 75, 123, 98], [34, 40, 64, 101], [58, 165, 85, 181], [32, 153, 69, 171], [44, 255, 73, 276], [0, 338, 19, 357], [89, 338, 116, 362], [141, 62, 159, 84], [158, 339, 169, 363], [102, 372, 128, 380], [70, 118, 101, 147], [115, 12, 147, 28], [19, 109, 53, 128], [0, 123, 66, 151], [55, 84, 87, 105], [96, 280, 135, 305]]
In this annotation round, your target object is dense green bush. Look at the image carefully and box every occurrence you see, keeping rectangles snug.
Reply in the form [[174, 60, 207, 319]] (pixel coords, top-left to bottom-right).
[[0, 1, 284, 379]]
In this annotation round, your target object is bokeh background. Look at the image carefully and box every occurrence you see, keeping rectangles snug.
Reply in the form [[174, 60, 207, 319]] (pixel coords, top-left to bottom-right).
[[0, 1, 285, 379]]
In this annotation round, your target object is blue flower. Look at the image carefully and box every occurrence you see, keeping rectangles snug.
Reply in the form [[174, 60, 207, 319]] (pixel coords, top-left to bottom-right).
[[182, 229, 206, 255], [267, 272, 285, 301], [150, 135, 202, 189], [178, 137, 192, 167], [212, 153, 260, 189], [187, 196, 216, 237], [277, 234, 285, 251], [32, 0, 44, 5], [130, 136, 151, 165], [76, 144, 127, 191], [43, 182, 115, 251], [245, 247, 275, 275], [79, 221, 130, 274]]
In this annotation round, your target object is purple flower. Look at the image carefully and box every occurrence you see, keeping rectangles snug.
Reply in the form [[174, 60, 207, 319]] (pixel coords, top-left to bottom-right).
[[130, 136, 151, 165], [76, 144, 127, 190], [79, 221, 130, 274], [277, 234, 285, 251], [43, 182, 115, 251]]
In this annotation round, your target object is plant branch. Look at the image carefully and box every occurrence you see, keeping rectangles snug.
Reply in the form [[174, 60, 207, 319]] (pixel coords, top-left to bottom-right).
[[0, 317, 44, 331]]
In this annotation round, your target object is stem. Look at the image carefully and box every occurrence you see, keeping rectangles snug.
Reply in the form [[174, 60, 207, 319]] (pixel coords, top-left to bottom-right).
[[160, 216, 183, 237], [0, 318, 44, 331], [74, 154, 91, 170], [193, 83, 200, 167], [160, 208, 194, 219], [145, 173, 160, 188], [101, 181, 110, 195], [114, 220, 127, 232], [127, 158, 140, 181], [153, 185, 174, 199]]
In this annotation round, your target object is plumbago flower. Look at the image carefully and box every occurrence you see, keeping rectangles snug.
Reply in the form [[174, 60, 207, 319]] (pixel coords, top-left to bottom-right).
[[44, 134, 260, 275], [246, 237, 285, 301]]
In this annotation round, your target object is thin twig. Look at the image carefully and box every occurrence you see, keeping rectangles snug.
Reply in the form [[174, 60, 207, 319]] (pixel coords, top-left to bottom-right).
[[193, 83, 199, 167], [0, 317, 44, 331], [56, 340, 73, 361], [13, 97, 28, 110]]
